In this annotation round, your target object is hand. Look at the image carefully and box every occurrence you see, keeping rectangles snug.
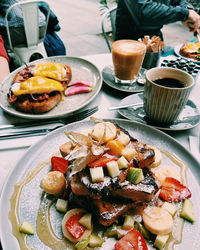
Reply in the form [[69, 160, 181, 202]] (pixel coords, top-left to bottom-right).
[[184, 10, 200, 32]]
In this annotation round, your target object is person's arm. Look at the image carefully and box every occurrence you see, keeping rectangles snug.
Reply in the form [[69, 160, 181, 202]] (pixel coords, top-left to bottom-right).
[[0, 56, 10, 82], [124, 0, 189, 26], [0, 35, 10, 82], [174, 0, 193, 9]]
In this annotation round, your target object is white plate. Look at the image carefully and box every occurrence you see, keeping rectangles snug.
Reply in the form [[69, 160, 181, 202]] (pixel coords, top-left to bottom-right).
[[174, 44, 200, 64], [0, 56, 102, 120], [0, 119, 200, 249]]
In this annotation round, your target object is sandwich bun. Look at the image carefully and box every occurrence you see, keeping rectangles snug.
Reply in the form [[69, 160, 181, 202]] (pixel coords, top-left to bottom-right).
[[8, 62, 72, 114], [179, 42, 200, 60]]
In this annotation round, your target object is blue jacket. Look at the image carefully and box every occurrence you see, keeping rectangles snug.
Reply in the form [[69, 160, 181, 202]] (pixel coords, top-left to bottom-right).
[[115, 0, 191, 40]]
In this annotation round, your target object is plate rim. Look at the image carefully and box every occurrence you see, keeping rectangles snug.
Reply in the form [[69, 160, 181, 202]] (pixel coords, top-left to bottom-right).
[[0, 118, 200, 249], [0, 56, 102, 120], [102, 65, 144, 93], [174, 43, 200, 64], [118, 93, 200, 131]]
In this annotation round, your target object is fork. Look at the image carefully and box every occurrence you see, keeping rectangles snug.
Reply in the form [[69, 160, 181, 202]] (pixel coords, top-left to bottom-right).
[[0, 106, 98, 140], [0, 106, 98, 130]]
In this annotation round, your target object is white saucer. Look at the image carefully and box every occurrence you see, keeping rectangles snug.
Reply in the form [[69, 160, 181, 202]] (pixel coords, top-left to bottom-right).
[[118, 93, 200, 131], [102, 65, 145, 93]]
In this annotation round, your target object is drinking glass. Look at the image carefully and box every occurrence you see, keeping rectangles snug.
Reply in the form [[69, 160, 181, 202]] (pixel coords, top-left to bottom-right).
[[112, 40, 146, 85]]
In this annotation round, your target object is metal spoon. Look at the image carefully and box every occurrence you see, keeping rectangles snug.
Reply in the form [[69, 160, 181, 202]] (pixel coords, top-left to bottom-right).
[[108, 102, 143, 111]]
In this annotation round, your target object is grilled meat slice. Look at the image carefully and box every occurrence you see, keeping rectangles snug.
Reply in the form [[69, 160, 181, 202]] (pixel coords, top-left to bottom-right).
[[70, 174, 90, 196], [70, 166, 128, 198], [112, 170, 158, 202], [92, 199, 143, 226], [70, 168, 158, 202], [131, 141, 155, 168], [69, 194, 145, 227]]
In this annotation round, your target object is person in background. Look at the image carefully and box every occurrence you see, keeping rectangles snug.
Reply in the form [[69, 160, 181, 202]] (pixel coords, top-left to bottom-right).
[[0, 35, 10, 82], [115, 0, 200, 41], [0, 0, 66, 63], [0, 0, 46, 47], [39, 2, 66, 56]]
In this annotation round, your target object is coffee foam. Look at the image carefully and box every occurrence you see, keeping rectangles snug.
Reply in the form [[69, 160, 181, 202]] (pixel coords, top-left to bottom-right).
[[112, 40, 146, 54]]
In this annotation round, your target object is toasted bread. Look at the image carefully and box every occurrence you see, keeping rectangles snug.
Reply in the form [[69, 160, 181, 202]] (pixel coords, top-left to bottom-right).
[[12, 92, 62, 114]]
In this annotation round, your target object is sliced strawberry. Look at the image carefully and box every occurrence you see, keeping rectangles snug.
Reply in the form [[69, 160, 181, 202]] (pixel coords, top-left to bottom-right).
[[51, 156, 68, 174], [65, 213, 85, 239], [115, 228, 148, 250], [159, 177, 191, 202], [88, 156, 117, 168]]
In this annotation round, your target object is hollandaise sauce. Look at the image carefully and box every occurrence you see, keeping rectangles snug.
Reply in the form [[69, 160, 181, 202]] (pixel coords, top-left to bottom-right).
[[11, 76, 64, 96], [33, 62, 66, 81]]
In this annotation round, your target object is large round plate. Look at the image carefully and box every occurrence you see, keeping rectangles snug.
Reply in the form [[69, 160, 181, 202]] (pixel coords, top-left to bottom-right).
[[0, 119, 199, 249], [0, 56, 102, 120], [174, 43, 200, 64], [102, 65, 145, 93], [118, 93, 200, 131]]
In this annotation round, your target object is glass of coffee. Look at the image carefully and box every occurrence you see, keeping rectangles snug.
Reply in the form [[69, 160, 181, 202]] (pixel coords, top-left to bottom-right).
[[112, 40, 146, 85], [144, 67, 194, 124]]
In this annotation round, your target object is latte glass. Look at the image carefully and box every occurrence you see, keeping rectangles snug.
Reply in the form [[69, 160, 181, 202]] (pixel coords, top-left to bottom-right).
[[112, 40, 146, 85]]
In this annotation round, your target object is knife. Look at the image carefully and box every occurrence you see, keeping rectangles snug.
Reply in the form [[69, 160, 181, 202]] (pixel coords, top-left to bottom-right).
[[0, 106, 98, 140], [0, 106, 98, 130]]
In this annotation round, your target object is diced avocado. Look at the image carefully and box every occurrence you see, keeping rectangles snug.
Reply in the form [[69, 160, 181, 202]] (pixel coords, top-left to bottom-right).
[[127, 168, 144, 184], [134, 222, 151, 240], [106, 161, 120, 178], [75, 238, 89, 250], [79, 213, 92, 230], [117, 156, 129, 169], [154, 234, 169, 250], [180, 199, 195, 223], [162, 202, 177, 216], [123, 215, 134, 230], [56, 199, 68, 213], [104, 224, 118, 237], [89, 167, 104, 183], [19, 221, 34, 235], [121, 148, 136, 162], [89, 233, 104, 247]]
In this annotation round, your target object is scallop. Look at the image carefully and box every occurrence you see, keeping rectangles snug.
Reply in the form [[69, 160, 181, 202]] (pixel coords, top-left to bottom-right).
[[40, 171, 66, 195]]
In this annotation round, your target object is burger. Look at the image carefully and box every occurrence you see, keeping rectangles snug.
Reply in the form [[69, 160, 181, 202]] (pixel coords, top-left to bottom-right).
[[179, 42, 200, 61], [8, 62, 72, 114]]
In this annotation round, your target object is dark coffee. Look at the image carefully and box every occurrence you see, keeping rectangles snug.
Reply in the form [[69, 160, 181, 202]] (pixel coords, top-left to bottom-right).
[[153, 78, 185, 88]]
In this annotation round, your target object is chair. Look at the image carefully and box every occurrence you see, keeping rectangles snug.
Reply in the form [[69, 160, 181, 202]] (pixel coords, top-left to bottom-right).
[[101, 7, 117, 52], [5, 0, 50, 65]]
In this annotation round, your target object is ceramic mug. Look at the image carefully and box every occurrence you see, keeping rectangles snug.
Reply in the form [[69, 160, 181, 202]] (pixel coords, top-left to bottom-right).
[[144, 67, 194, 124], [112, 40, 146, 85]]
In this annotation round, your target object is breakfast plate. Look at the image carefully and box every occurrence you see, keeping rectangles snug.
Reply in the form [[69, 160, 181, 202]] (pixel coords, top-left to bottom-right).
[[118, 93, 200, 131], [0, 56, 102, 120], [0, 119, 199, 250], [102, 65, 145, 93], [174, 43, 200, 64]]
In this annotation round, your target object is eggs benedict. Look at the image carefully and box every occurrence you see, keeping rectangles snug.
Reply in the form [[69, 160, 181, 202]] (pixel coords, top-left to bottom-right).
[[8, 62, 72, 114]]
